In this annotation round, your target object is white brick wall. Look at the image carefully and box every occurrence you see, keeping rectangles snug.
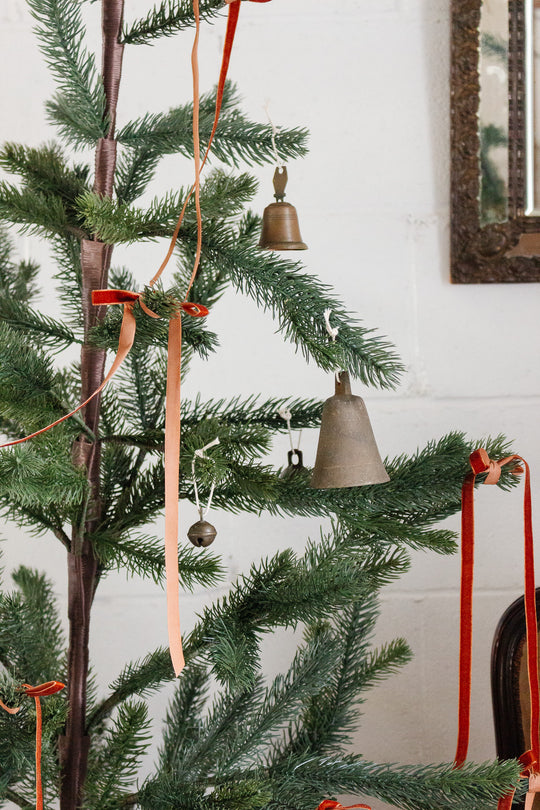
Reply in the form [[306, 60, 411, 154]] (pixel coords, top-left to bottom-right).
[[2, 0, 540, 801]]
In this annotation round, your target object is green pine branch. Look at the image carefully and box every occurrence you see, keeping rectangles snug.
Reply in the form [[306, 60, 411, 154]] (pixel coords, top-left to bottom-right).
[[0, 567, 65, 685], [27, 0, 108, 147], [271, 600, 411, 762], [177, 217, 403, 388], [89, 288, 218, 361], [91, 530, 224, 589], [271, 755, 521, 810], [87, 648, 175, 731], [0, 182, 87, 240], [191, 538, 409, 689], [208, 634, 340, 777], [0, 227, 40, 303], [0, 297, 79, 351], [122, 0, 226, 45], [181, 394, 323, 434], [0, 142, 90, 206], [116, 83, 308, 170], [87, 537, 407, 725], [78, 171, 258, 243], [51, 235, 83, 326], [0, 502, 71, 548], [115, 148, 162, 206], [85, 701, 152, 810], [159, 663, 209, 773], [0, 441, 86, 509], [0, 322, 91, 442]]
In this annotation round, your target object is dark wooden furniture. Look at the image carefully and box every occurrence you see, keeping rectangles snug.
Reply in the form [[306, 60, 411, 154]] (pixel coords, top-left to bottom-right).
[[491, 590, 540, 771]]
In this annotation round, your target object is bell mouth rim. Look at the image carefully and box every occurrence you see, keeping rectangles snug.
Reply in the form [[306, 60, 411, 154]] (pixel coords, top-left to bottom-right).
[[309, 474, 390, 489], [258, 241, 308, 250]]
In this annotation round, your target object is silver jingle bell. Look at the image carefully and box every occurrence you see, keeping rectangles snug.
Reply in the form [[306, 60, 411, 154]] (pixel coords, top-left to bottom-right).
[[187, 520, 217, 547]]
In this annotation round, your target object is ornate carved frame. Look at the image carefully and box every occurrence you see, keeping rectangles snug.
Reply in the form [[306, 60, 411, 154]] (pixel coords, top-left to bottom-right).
[[451, 0, 540, 282]]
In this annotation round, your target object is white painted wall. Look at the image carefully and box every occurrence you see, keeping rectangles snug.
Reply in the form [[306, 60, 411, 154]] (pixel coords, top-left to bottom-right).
[[2, 0, 540, 804]]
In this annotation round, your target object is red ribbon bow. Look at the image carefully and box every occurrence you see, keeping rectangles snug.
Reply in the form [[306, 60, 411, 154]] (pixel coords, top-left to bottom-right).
[[317, 802, 371, 810], [0, 681, 65, 810], [468, 447, 523, 484]]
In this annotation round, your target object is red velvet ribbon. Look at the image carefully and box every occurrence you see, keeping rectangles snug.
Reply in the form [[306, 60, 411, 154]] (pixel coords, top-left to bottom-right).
[[0, 681, 65, 810], [317, 802, 371, 810], [454, 449, 539, 810]]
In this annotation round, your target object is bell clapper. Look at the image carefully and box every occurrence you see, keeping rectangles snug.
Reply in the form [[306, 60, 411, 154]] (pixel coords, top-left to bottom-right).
[[188, 438, 220, 547]]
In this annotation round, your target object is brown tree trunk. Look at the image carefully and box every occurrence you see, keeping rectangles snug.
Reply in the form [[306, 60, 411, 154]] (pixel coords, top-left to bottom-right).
[[59, 2, 125, 807]]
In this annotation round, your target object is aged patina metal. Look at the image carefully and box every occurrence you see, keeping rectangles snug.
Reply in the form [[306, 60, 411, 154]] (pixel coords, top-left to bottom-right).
[[187, 520, 217, 547], [258, 166, 307, 250], [310, 372, 389, 489], [279, 449, 305, 480]]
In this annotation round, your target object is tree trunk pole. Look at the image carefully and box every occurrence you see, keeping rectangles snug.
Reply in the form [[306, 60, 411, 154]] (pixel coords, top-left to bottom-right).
[[59, 2, 125, 807]]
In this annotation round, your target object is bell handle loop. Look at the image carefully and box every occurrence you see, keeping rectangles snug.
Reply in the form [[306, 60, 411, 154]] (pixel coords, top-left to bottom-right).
[[335, 370, 352, 396], [273, 166, 288, 201], [288, 449, 303, 468]]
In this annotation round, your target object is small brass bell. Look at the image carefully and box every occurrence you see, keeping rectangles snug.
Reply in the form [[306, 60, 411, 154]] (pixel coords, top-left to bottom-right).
[[279, 449, 304, 480], [258, 167, 307, 251], [310, 371, 389, 489], [187, 520, 217, 547]]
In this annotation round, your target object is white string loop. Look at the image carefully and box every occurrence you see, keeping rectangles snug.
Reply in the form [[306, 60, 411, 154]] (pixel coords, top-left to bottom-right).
[[264, 101, 282, 168], [278, 407, 302, 455], [192, 437, 220, 520], [323, 309, 341, 382], [324, 308, 339, 342]]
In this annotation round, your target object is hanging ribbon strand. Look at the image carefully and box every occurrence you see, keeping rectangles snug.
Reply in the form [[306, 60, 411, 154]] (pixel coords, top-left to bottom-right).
[[0, 681, 65, 810], [453, 448, 538, 810]]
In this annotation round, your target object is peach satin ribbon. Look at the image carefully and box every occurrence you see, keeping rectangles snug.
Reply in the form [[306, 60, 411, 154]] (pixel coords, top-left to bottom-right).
[[90, 290, 208, 675], [0, 681, 65, 810], [454, 448, 539, 810]]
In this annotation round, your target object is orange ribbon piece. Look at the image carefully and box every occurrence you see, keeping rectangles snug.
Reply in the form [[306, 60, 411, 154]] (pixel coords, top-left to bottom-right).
[[454, 448, 538, 810], [525, 774, 540, 810], [0, 681, 65, 810]]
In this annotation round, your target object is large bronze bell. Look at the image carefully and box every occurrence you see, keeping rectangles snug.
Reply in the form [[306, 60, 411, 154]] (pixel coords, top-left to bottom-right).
[[258, 167, 307, 251], [310, 372, 389, 489]]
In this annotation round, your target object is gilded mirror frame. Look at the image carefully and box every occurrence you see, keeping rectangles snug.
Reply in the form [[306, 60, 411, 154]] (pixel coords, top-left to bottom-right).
[[451, 0, 540, 282]]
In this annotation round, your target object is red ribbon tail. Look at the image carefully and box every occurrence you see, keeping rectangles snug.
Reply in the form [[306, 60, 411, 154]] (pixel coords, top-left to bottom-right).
[[34, 697, 43, 810]]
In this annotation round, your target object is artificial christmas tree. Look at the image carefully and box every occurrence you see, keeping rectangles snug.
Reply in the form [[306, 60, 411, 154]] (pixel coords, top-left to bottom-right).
[[0, 0, 525, 809]]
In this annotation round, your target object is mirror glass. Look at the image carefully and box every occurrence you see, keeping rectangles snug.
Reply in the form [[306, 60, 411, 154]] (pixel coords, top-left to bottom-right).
[[479, 0, 509, 224], [526, 0, 540, 214]]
